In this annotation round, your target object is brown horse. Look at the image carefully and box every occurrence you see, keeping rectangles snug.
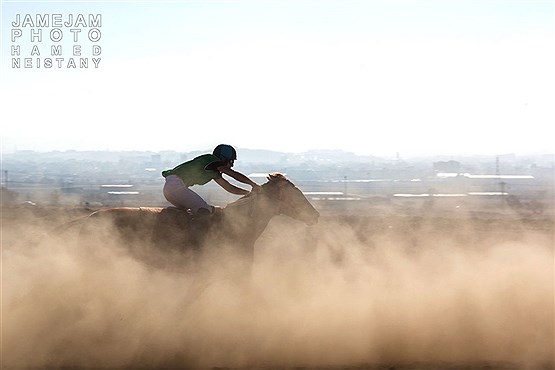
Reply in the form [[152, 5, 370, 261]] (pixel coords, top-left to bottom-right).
[[78, 174, 319, 265]]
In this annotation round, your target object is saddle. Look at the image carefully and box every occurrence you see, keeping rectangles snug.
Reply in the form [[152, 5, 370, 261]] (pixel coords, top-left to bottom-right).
[[158, 206, 195, 223]]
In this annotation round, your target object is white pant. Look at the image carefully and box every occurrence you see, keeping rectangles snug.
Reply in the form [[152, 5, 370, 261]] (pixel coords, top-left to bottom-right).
[[163, 175, 210, 213]]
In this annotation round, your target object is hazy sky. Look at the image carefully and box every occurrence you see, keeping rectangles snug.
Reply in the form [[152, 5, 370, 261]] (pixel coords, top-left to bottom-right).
[[1, 0, 553, 157]]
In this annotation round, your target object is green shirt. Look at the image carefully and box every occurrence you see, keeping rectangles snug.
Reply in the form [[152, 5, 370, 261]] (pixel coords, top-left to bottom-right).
[[162, 154, 222, 186]]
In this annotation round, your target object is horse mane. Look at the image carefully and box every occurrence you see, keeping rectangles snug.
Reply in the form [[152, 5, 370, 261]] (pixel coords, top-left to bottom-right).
[[225, 173, 289, 209], [265, 172, 289, 185]]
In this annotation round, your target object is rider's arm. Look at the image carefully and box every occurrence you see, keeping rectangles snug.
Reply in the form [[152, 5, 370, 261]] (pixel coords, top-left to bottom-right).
[[218, 166, 260, 190], [214, 177, 250, 196]]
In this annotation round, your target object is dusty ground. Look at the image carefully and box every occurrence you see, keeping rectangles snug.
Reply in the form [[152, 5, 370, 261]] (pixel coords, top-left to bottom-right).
[[1, 202, 553, 370]]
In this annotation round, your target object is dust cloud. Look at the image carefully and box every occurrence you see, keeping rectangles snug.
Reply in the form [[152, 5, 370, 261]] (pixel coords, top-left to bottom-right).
[[2, 210, 554, 369]]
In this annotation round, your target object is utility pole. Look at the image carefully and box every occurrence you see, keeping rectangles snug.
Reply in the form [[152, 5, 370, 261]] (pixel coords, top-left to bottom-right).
[[496, 156, 506, 205], [3, 170, 7, 190]]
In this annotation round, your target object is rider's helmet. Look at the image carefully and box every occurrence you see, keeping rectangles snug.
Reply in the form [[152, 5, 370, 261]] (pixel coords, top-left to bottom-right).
[[213, 144, 237, 163]]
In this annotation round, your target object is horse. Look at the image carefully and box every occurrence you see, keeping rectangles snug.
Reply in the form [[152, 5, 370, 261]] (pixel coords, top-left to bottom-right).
[[76, 173, 320, 268]]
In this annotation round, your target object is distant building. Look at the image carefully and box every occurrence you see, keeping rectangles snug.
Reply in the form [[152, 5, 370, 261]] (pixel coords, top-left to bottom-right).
[[433, 160, 461, 173]]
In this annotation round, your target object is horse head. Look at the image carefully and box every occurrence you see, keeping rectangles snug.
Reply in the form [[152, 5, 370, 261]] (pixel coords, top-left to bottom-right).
[[261, 173, 320, 225]]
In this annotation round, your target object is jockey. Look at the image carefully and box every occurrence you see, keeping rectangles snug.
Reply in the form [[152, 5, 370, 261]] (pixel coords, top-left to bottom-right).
[[162, 144, 260, 214]]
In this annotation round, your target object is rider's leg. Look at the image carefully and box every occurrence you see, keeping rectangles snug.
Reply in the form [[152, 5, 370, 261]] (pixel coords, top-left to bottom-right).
[[163, 175, 211, 213]]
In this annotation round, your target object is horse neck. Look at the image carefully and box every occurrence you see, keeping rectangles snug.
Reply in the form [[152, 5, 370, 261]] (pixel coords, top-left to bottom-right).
[[222, 191, 278, 245]]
